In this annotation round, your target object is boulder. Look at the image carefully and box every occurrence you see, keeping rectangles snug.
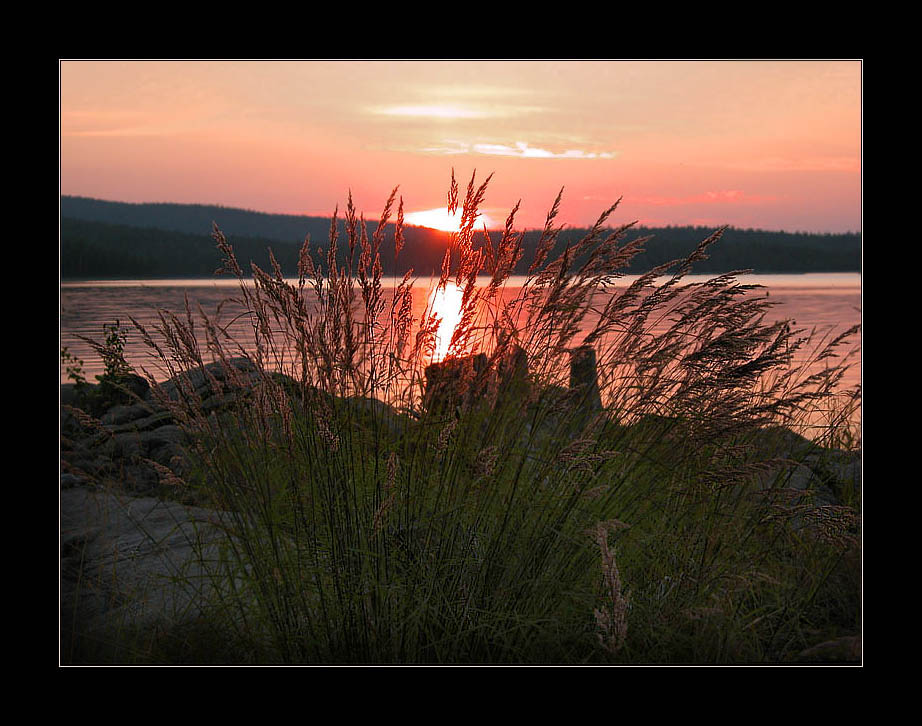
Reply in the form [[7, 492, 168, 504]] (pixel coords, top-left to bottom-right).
[[60, 485, 231, 663], [60, 357, 285, 497], [568, 345, 602, 413], [100, 403, 152, 427], [424, 353, 490, 412], [342, 396, 408, 442], [796, 635, 861, 663], [152, 357, 260, 404]]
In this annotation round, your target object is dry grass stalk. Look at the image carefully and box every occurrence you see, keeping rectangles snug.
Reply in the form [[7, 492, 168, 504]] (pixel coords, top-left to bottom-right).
[[589, 519, 631, 654], [371, 452, 400, 534], [62, 404, 110, 437], [140, 457, 187, 489]]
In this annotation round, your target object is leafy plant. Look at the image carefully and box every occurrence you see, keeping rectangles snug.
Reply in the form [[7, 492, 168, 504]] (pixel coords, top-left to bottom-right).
[[98, 320, 132, 383], [67, 319, 140, 414]]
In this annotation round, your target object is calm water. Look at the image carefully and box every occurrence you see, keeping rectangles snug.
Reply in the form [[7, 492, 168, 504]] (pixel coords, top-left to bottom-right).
[[60, 274, 862, 397]]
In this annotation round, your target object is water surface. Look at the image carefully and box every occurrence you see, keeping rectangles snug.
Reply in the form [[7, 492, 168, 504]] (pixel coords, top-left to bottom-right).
[[61, 274, 861, 398]]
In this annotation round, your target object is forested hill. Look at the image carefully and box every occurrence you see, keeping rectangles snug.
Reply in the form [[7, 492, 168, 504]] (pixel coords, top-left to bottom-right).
[[62, 196, 340, 247], [60, 196, 861, 279]]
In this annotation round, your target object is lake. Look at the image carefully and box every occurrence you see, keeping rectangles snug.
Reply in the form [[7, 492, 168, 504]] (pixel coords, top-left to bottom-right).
[[60, 273, 861, 406]]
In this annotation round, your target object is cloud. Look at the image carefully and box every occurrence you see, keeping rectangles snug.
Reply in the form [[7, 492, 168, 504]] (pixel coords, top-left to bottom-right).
[[420, 140, 616, 159], [370, 104, 501, 120], [418, 141, 471, 155]]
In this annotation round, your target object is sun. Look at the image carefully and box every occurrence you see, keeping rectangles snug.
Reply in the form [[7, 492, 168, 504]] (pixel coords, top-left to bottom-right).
[[404, 207, 495, 233], [429, 281, 465, 362], [405, 208, 463, 233]]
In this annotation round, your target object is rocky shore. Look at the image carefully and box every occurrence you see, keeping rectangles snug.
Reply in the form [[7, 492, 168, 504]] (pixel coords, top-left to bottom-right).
[[61, 358, 263, 495], [60, 359, 264, 661]]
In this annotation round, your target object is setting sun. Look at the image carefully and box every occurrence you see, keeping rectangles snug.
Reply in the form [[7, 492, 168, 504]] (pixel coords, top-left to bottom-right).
[[429, 281, 465, 362], [404, 207, 496, 233]]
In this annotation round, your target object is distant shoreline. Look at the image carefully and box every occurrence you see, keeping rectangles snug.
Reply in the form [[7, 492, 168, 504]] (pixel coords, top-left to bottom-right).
[[60, 197, 862, 279], [61, 271, 863, 286]]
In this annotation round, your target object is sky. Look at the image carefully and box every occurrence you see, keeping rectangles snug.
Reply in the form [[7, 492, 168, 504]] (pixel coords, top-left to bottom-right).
[[59, 60, 862, 234]]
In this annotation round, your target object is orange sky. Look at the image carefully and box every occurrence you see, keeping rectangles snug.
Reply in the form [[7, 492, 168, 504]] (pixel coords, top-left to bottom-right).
[[59, 60, 861, 233]]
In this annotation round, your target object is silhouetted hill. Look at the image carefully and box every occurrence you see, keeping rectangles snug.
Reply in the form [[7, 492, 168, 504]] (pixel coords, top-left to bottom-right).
[[60, 196, 861, 279], [61, 196, 336, 246], [60, 197, 453, 278]]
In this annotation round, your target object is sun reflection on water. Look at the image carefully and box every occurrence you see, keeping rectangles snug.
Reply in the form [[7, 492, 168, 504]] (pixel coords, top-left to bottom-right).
[[428, 281, 465, 363]]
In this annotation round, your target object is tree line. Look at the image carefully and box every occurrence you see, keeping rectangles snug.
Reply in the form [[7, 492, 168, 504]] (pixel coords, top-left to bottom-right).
[[60, 196, 860, 279]]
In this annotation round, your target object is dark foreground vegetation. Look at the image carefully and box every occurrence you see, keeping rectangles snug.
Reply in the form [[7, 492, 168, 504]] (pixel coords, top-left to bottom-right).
[[60, 195, 860, 278], [60, 175, 861, 664]]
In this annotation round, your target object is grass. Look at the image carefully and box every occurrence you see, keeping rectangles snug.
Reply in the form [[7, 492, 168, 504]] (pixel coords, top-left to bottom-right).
[[66, 172, 861, 664]]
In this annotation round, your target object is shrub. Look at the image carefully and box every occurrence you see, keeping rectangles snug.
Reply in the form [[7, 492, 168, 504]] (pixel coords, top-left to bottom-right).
[[67, 320, 149, 415], [98, 320, 132, 383]]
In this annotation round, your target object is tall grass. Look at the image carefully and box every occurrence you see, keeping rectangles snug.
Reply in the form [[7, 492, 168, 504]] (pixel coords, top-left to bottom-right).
[[130, 172, 860, 664]]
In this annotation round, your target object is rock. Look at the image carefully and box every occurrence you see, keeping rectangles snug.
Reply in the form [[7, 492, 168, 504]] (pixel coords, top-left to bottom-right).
[[424, 353, 490, 412], [120, 373, 150, 400], [153, 358, 259, 403], [139, 424, 186, 448], [342, 396, 407, 441], [99, 432, 144, 460], [93, 373, 151, 410], [494, 343, 532, 406], [79, 424, 189, 494], [750, 427, 861, 507], [123, 462, 162, 492], [107, 410, 174, 434], [61, 383, 93, 407], [100, 404, 152, 426], [421, 345, 607, 447], [61, 472, 86, 488], [61, 358, 269, 498], [497, 343, 529, 385], [60, 486, 232, 663], [568, 345, 602, 413], [796, 635, 861, 663], [63, 374, 148, 418]]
